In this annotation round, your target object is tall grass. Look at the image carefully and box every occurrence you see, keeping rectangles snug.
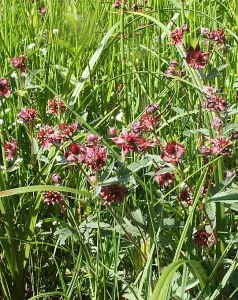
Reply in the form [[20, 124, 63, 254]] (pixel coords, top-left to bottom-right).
[[0, 0, 237, 299]]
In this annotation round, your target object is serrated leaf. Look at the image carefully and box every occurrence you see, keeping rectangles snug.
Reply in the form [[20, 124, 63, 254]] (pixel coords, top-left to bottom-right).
[[209, 190, 238, 203], [205, 201, 216, 228]]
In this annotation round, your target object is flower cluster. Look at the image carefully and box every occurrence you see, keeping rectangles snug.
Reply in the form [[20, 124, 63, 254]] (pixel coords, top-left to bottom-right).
[[154, 166, 175, 187], [166, 61, 184, 77], [200, 137, 232, 157], [100, 184, 128, 204], [170, 24, 189, 45], [47, 96, 66, 115], [0, 78, 10, 98], [43, 191, 64, 205], [203, 86, 228, 111], [201, 28, 225, 44], [37, 123, 78, 148], [4, 139, 18, 160], [161, 141, 185, 163], [65, 135, 107, 171], [10, 55, 27, 73], [18, 107, 37, 123], [193, 230, 212, 247], [180, 185, 193, 205], [112, 104, 160, 156]]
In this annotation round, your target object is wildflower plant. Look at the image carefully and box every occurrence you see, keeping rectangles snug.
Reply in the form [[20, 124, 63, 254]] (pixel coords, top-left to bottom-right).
[[0, 1, 237, 300]]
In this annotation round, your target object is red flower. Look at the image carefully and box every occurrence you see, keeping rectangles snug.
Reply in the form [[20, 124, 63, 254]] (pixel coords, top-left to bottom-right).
[[65, 143, 87, 162], [204, 96, 228, 111], [100, 184, 128, 203], [170, 28, 183, 45], [87, 133, 101, 144], [161, 141, 185, 163], [112, 130, 141, 155], [4, 139, 18, 160], [65, 143, 107, 170], [52, 173, 62, 185], [140, 114, 160, 131], [18, 107, 37, 122], [85, 145, 107, 170], [137, 138, 155, 152], [185, 45, 208, 69], [193, 230, 212, 247], [37, 125, 55, 149], [180, 187, 193, 205], [108, 127, 117, 137], [170, 25, 189, 45], [43, 191, 64, 205], [201, 28, 225, 44], [154, 166, 175, 187], [47, 96, 66, 115], [10, 56, 27, 72], [211, 118, 223, 131], [210, 137, 232, 156], [0, 78, 10, 98], [59, 123, 78, 138], [146, 103, 159, 114], [39, 6, 46, 16]]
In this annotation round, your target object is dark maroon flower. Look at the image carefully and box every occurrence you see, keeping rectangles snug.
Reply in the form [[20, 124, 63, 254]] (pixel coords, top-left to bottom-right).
[[10, 56, 27, 72], [193, 230, 212, 247], [180, 187, 193, 205], [185, 45, 208, 69], [108, 127, 117, 137], [161, 141, 185, 163], [154, 166, 175, 187], [52, 173, 62, 185], [47, 96, 66, 115], [100, 184, 128, 203], [43, 191, 64, 205], [0, 78, 10, 98], [18, 107, 37, 122], [4, 139, 18, 160]]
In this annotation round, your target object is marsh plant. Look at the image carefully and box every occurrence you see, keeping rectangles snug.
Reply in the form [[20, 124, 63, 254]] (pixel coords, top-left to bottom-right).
[[0, 0, 237, 299]]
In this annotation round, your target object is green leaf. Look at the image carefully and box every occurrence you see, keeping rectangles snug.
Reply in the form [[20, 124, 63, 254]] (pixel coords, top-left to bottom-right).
[[205, 64, 229, 81], [150, 260, 210, 300], [0, 185, 91, 199], [209, 190, 238, 203]]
